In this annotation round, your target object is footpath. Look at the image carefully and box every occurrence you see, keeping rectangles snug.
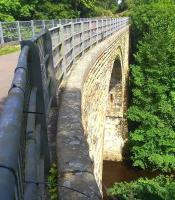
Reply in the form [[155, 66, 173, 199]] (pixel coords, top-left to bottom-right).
[[0, 52, 19, 113]]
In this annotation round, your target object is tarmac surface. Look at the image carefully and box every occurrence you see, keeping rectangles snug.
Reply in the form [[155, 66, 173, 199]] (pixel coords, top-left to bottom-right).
[[0, 52, 20, 113]]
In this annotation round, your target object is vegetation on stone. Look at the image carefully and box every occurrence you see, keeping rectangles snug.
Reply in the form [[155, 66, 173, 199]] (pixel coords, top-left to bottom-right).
[[108, 175, 175, 200], [48, 163, 58, 200]]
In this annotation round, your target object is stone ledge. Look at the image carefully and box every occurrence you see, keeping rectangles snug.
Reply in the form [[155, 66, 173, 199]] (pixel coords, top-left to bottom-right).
[[58, 172, 101, 200]]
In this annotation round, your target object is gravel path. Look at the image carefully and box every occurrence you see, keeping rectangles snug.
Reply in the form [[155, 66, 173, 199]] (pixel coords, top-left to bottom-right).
[[0, 52, 20, 113]]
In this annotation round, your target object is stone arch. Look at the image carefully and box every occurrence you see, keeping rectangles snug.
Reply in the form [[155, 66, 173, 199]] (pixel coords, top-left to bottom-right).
[[81, 41, 128, 190], [103, 54, 127, 161]]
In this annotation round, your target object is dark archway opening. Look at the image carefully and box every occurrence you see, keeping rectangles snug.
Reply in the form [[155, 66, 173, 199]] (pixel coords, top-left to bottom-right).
[[107, 58, 122, 116], [103, 58, 124, 162], [103, 58, 128, 199]]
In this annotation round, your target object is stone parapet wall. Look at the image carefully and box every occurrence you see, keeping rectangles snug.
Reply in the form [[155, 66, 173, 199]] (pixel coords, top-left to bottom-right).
[[56, 26, 129, 199]]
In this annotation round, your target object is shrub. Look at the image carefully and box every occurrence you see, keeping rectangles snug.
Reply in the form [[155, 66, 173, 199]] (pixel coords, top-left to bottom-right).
[[128, 2, 175, 172], [108, 175, 175, 200]]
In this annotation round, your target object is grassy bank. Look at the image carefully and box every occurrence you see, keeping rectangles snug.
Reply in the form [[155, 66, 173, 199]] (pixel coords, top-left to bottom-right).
[[0, 45, 20, 56]]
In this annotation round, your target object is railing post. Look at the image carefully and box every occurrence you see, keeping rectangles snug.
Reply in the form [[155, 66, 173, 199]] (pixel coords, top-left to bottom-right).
[[110, 18, 112, 35], [0, 22, 4, 44], [106, 19, 109, 37], [81, 22, 85, 55], [52, 19, 55, 28], [31, 20, 35, 37], [17, 21, 22, 41], [60, 25, 66, 75], [71, 23, 75, 61], [89, 20, 92, 48], [101, 19, 103, 41], [96, 20, 99, 44], [42, 20, 45, 31]]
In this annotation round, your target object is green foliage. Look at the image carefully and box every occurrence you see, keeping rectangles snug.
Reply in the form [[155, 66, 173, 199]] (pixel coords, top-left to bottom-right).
[[108, 175, 175, 200], [128, 1, 175, 172], [0, 0, 119, 21], [48, 163, 58, 200], [0, 0, 21, 21]]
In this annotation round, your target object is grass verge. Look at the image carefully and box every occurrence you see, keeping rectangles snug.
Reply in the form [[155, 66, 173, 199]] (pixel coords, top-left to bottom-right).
[[0, 45, 20, 56]]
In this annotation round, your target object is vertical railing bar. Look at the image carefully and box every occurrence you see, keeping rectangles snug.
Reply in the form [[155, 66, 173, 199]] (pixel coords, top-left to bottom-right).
[[31, 20, 35, 37], [71, 23, 75, 62], [89, 20, 92, 48], [60, 25, 66, 75], [42, 20, 45, 31], [0, 22, 4, 44], [81, 21, 85, 55], [52, 19, 55, 28], [17, 21, 22, 41], [96, 20, 98, 44]]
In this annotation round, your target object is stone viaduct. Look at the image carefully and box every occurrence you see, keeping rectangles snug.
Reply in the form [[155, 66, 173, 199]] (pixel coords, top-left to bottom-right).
[[57, 26, 130, 199], [0, 18, 129, 200]]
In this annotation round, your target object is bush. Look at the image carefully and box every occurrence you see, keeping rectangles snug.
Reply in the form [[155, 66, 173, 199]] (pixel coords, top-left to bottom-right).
[[108, 175, 175, 200], [128, 2, 175, 172]]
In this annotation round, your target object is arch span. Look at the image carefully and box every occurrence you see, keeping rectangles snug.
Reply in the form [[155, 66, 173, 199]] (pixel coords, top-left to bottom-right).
[[103, 56, 128, 161], [56, 26, 129, 199]]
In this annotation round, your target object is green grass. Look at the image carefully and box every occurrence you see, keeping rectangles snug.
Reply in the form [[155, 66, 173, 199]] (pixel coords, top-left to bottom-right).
[[0, 45, 20, 56]]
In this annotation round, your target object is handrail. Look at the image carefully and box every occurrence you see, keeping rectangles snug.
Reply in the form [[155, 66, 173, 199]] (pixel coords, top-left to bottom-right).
[[0, 17, 129, 199]]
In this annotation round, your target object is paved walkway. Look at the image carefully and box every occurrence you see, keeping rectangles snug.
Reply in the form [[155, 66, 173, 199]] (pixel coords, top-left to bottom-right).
[[0, 52, 20, 113]]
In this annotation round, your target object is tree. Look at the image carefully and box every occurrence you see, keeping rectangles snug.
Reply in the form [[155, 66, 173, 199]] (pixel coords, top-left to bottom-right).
[[0, 0, 21, 21], [0, 0, 119, 21], [128, 2, 175, 172]]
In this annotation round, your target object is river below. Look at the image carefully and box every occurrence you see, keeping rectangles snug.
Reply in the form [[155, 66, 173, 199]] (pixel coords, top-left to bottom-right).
[[102, 161, 160, 200]]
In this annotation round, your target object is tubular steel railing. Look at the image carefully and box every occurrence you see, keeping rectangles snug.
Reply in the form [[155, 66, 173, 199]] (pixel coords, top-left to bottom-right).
[[0, 18, 106, 44], [0, 17, 129, 199]]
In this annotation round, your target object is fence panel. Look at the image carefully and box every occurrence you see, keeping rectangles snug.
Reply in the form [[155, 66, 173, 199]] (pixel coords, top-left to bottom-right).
[[0, 18, 118, 45]]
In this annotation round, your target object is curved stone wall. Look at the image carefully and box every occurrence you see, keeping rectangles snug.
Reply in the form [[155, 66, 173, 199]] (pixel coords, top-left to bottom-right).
[[56, 26, 129, 199], [82, 27, 129, 189]]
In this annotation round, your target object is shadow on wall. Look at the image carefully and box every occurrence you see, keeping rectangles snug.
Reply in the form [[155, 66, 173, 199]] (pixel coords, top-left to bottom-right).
[[56, 87, 102, 200]]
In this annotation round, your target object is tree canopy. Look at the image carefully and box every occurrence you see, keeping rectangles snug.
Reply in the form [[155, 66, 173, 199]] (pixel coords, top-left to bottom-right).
[[128, 1, 175, 172], [0, 0, 119, 21]]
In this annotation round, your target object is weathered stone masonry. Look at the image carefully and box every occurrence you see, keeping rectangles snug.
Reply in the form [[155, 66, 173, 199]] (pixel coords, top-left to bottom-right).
[[56, 26, 129, 199]]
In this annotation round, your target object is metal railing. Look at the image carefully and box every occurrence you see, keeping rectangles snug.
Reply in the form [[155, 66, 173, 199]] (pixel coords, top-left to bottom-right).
[[0, 17, 129, 199], [0, 18, 104, 44]]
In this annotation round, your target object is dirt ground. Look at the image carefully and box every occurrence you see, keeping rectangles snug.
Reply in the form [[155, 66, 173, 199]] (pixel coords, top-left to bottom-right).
[[0, 52, 20, 113]]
